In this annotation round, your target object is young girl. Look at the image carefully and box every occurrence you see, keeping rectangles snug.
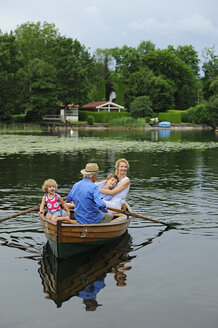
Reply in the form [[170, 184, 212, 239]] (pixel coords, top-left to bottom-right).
[[38, 179, 71, 223]]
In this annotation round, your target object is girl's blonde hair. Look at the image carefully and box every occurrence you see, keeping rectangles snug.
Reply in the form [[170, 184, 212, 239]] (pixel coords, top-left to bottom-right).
[[42, 179, 58, 192], [115, 158, 129, 176]]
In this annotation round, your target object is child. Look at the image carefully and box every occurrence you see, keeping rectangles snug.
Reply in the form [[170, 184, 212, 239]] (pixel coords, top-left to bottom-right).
[[38, 179, 71, 223], [97, 173, 119, 201]]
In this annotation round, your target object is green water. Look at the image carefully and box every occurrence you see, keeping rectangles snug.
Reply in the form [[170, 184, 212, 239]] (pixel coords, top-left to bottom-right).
[[0, 128, 218, 328]]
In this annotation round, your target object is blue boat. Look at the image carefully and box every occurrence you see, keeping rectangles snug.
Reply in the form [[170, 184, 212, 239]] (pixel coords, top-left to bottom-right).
[[157, 121, 171, 127]]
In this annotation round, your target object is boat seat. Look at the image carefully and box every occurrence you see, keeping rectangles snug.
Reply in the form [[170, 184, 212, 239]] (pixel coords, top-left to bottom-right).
[[112, 216, 129, 223]]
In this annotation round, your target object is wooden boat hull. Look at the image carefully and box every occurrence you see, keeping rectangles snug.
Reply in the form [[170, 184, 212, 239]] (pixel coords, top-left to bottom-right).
[[40, 212, 131, 259]]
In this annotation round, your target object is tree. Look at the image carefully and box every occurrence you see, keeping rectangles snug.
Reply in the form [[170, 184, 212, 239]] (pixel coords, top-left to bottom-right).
[[126, 67, 175, 111], [116, 78, 125, 106], [110, 45, 140, 77], [14, 22, 60, 115], [97, 79, 106, 101], [210, 75, 218, 95], [147, 75, 176, 112], [14, 21, 60, 63], [145, 49, 198, 109], [168, 45, 200, 75], [201, 46, 218, 100], [92, 49, 114, 100], [0, 32, 20, 121], [24, 58, 57, 120], [14, 23, 93, 117], [207, 96, 218, 127], [130, 96, 153, 118], [137, 40, 156, 65], [52, 37, 94, 107], [137, 40, 156, 55]]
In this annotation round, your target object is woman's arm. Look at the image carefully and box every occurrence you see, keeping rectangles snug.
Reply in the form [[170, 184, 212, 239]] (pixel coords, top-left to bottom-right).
[[99, 178, 130, 195], [95, 180, 107, 185]]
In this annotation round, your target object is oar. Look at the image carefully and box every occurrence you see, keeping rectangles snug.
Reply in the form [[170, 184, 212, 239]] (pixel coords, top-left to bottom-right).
[[107, 206, 180, 228], [0, 206, 39, 223], [0, 196, 68, 223]]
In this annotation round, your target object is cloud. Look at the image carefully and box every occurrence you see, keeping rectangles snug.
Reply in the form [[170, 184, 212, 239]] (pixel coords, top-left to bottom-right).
[[129, 17, 168, 33], [129, 13, 218, 37], [178, 13, 217, 34], [0, 1, 217, 52], [85, 4, 100, 16]]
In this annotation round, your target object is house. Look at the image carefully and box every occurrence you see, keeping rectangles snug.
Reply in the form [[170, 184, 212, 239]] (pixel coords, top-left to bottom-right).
[[82, 101, 125, 112], [60, 103, 79, 122], [43, 103, 79, 123]]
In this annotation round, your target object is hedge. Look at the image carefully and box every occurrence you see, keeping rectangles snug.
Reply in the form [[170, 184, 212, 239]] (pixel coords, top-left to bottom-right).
[[158, 110, 182, 123], [79, 110, 129, 123]]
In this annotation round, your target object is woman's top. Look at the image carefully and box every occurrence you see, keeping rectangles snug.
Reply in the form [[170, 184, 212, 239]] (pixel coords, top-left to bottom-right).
[[104, 176, 130, 209], [45, 193, 61, 213], [98, 183, 113, 201]]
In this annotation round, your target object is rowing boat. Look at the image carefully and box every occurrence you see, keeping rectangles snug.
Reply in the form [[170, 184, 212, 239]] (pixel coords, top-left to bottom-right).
[[39, 203, 131, 259]]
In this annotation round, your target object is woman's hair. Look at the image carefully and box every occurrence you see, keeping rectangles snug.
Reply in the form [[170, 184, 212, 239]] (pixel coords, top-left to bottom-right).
[[106, 173, 119, 181], [42, 179, 58, 192], [115, 158, 129, 176]]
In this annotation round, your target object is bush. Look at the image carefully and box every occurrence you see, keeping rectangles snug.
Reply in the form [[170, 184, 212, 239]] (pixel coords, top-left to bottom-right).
[[181, 111, 189, 122], [109, 116, 145, 127], [0, 103, 13, 122], [130, 96, 153, 118], [25, 110, 42, 122], [183, 104, 211, 125], [13, 114, 26, 123], [87, 115, 95, 125]]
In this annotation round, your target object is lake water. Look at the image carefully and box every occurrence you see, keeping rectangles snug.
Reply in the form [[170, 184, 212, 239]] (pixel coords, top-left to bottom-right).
[[0, 127, 218, 328]]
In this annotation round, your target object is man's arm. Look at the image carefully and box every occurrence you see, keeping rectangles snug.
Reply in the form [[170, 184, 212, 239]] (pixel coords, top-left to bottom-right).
[[93, 186, 108, 212]]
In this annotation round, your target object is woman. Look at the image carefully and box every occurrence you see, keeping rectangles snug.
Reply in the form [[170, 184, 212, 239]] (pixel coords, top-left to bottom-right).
[[98, 158, 130, 209]]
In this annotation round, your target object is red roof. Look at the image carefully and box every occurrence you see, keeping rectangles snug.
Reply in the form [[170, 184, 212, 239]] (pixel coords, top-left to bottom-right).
[[59, 103, 79, 108], [68, 103, 79, 108], [82, 101, 107, 108]]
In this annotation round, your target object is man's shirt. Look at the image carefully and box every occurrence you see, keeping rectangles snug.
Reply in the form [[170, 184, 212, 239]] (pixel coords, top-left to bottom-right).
[[66, 178, 107, 223]]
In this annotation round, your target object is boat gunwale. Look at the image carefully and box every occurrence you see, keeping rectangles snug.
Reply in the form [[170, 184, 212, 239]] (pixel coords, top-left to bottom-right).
[[39, 214, 130, 228]]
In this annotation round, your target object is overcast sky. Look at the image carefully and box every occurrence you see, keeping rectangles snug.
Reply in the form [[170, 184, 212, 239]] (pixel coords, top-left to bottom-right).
[[1, 0, 217, 57]]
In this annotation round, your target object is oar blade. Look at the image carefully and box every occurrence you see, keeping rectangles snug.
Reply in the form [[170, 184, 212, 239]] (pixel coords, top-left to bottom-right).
[[160, 220, 181, 227]]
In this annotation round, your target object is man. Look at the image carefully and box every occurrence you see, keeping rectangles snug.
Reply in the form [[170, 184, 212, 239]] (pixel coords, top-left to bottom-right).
[[66, 163, 113, 224]]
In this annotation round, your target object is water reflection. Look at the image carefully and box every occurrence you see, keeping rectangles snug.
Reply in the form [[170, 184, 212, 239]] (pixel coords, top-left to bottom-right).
[[38, 226, 168, 310], [38, 232, 134, 308], [77, 275, 105, 311], [158, 129, 171, 139]]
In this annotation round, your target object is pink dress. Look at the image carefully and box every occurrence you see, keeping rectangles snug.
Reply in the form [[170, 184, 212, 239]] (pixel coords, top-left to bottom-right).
[[45, 193, 61, 214]]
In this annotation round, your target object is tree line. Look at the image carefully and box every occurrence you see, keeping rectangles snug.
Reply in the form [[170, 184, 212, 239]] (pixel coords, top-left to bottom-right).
[[0, 21, 217, 125]]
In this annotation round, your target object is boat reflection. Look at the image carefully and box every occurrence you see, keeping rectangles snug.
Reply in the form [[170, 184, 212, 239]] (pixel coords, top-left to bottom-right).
[[158, 129, 171, 139], [38, 232, 135, 309], [38, 228, 167, 310]]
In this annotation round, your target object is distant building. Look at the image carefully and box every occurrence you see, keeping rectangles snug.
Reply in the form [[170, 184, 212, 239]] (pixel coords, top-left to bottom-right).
[[82, 101, 125, 112], [60, 103, 79, 122], [43, 103, 79, 123]]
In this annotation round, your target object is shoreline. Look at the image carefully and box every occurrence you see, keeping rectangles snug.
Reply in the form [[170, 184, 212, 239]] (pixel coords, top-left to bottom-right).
[[44, 123, 213, 131], [0, 122, 213, 132]]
